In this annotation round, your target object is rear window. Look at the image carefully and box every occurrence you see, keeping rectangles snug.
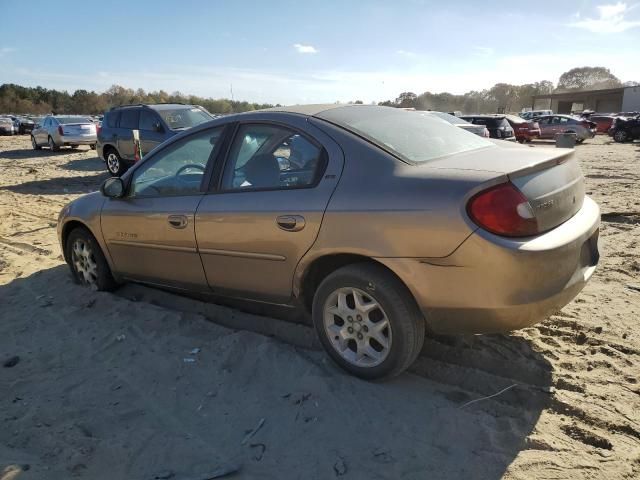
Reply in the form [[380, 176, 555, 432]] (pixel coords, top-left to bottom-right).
[[106, 112, 120, 128], [156, 107, 212, 130], [57, 117, 92, 124], [317, 106, 492, 164]]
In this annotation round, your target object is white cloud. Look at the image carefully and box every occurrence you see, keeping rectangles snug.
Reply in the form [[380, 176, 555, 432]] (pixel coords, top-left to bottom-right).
[[472, 46, 494, 57], [293, 43, 317, 54], [570, 2, 640, 33], [0, 47, 16, 57], [396, 49, 417, 57]]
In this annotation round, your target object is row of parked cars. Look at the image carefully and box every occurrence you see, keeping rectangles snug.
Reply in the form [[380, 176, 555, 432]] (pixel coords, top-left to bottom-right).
[[0, 115, 38, 135]]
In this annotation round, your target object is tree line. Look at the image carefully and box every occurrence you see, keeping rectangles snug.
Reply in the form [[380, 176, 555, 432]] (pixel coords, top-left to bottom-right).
[[1, 66, 637, 116], [0, 83, 276, 115]]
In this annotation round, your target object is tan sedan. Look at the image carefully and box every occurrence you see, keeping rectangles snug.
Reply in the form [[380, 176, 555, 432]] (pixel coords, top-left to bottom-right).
[[57, 105, 600, 379]]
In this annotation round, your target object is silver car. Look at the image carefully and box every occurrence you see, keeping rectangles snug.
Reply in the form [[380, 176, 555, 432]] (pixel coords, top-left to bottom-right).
[[57, 105, 600, 379], [0, 116, 15, 135], [31, 115, 97, 151]]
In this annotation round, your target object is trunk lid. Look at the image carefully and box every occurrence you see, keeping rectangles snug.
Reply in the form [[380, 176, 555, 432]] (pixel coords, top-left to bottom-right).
[[61, 123, 96, 135], [424, 143, 585, 232]]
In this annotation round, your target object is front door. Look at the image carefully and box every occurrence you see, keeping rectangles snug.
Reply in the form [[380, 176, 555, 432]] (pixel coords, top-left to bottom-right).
[[101, 126, 225, 290], [195, 122, 343, 303]]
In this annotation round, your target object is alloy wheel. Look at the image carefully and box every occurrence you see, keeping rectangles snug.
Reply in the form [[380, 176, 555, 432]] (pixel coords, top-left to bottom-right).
[[107, 153, 120, 174], [614, 130, 627, 143], [323, 287, 392, 368], [71, 238, 99, 289]]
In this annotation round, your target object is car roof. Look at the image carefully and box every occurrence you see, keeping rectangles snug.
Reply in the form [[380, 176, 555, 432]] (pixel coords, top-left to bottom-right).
[[263, 103, 370, 116], [110, 103, 191, 111], [460, 114, 507, 119]]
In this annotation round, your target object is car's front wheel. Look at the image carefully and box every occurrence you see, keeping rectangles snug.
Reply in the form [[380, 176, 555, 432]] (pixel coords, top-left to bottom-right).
[[614, 130, 628, 143], [312, 263, 425, 379], [105, 149, 125, 176], [65, 227, 117, 291]]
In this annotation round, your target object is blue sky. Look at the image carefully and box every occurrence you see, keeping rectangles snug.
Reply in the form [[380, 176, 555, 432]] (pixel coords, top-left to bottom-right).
[[1, 0, 639, 104]]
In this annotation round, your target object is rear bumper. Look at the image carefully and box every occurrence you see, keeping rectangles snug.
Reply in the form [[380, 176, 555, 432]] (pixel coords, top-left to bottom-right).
[[61, 134, 96, 145], [377, 196, 600, 334]]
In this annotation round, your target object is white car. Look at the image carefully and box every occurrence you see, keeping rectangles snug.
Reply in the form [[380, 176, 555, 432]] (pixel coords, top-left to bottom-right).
[[0, 116, 15, 135]]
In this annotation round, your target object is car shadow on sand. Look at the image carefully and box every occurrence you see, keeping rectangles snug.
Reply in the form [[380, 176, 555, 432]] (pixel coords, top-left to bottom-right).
[[0, 171, 109, 195], [60, 156, 105, 172], [0, 265, 553, 479], [0, 147, 95, 160]]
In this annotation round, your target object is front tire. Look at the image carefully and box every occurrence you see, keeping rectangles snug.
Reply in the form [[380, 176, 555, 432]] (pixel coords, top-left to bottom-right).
[[312, 263, 425, 380], [31, 136, 41, 150], [48, 136, 60, 151], [65, 227, 117, 291]]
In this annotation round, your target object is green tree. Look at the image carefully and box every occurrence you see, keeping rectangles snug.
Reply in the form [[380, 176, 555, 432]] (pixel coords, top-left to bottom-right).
[[557, 67, 621, 91]]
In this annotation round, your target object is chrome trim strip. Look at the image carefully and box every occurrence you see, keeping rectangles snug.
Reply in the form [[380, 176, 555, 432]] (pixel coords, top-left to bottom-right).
[[198, 247, 286, 262], [110, 240, 197, 253]]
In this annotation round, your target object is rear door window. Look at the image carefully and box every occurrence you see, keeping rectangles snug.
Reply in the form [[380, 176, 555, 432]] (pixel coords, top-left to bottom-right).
[[139, 110, 160, 131], [119, 109, 140, 129]]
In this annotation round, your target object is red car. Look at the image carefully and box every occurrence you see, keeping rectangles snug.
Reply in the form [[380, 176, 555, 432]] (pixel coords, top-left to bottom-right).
[[505, 114, 541, 143], [588, 115, 615, 134]]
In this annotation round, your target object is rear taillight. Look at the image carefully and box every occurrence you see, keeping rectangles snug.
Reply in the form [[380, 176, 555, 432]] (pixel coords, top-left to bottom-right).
[[96, 125, 101, 135], [58, 125, 64, 136], [467, 182, 538, 237]]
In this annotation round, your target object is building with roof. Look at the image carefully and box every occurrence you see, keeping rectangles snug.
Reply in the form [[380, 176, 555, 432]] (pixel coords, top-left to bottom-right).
[[532, 86, 640, 114]]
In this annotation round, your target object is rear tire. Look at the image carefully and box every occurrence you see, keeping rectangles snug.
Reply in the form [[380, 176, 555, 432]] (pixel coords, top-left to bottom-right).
[[31, 136, 41, 150], [105, 149, 126, 176], [65, 227, 117, 292], [614, 130, 628, 143], [312, 263, 425, 380], [48, 136, 60, 151]]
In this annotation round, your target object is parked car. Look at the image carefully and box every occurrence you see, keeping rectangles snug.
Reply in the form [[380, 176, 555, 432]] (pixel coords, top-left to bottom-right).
[[520, 110, 552, 120], [426, 111, 489, 137], [97, 103, 214, 176], [31, 115, 97, 151], [609, 114, 640, 142], [504, 114, 541, 143], [460, 115, 516, 140], [588, 115, 615, 134], [0, 116, 15, 135], [536, 115, 596, 143], [16, 116, 35, 134], [57, 104, 600, 379]]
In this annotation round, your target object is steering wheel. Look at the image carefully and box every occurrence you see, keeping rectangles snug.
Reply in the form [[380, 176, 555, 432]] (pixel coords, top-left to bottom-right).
[[175, 163, 205, 177]]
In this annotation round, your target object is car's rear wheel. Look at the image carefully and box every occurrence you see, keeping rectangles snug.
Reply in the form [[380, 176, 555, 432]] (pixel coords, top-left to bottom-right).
[[312, 263, 425, 379], [105, 149, 125, 176], [31, 136, 41, 150], [65, 227, 117, 291], [614, 130, 628, 143], [48, 136, 60, 151]]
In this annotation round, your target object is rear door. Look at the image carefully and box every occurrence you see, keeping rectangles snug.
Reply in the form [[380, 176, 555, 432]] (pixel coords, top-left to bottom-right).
[[139, 109, 166, 157], [195, 120, 344, 303], [116, 108, 140, 160]]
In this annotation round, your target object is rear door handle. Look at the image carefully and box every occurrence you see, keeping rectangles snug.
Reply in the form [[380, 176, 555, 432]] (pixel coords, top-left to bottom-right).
[[168, 215, 188, 229], [276, 215, 305, 232]]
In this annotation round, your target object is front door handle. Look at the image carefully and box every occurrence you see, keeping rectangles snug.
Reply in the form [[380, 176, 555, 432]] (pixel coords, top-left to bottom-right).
[[168, 215, 188, 229], [276, 215, 305, 232]]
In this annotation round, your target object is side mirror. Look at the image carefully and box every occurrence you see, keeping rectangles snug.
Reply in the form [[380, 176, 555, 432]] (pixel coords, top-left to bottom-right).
[[153, 122, 164, 133], [100, 177, 125, 198]]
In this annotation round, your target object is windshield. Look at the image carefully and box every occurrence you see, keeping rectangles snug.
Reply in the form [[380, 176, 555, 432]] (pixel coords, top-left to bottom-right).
[[428, 111, 472, 125], [57, 117, 92, 124], [156, 107, 212, 130], [318, 106, 492, 164]]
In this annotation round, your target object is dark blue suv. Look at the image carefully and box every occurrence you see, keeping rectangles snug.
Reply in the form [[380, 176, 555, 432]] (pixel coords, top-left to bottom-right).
[[97, 103, 214, 175]]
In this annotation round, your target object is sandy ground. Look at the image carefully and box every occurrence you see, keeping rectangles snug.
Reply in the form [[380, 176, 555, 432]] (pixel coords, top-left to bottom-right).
[[0, 134, 638, 480]]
